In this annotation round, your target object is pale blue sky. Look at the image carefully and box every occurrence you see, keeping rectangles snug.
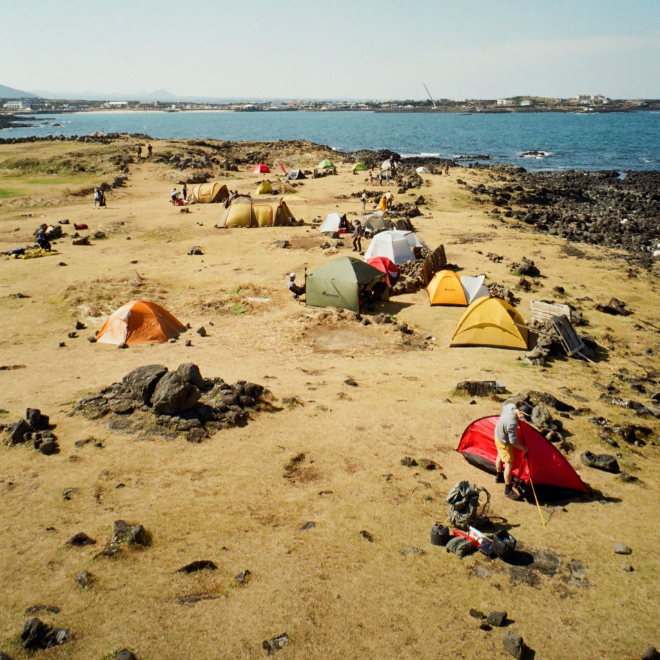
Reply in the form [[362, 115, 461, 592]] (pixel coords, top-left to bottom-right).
[[2, 0, 659, 99]]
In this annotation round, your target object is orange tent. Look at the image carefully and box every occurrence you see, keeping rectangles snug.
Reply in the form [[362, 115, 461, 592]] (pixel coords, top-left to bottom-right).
[[95, 301, 185, 346], [253, 163, 270, 173]]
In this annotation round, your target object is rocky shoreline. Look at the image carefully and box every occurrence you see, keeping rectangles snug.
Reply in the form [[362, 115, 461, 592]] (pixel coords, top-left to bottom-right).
[[462, 168, 660, 265]]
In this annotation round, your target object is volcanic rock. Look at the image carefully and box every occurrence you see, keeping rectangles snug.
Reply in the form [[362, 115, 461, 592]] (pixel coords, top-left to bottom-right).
[[614, 542, 632, 555], [111, 520, 149, 546], [502, 630, 525, 659], [122, 365, 168, 404], [151, 372, 200, 415], [580, 451, 619, 473], [21, 618, 70, 650]]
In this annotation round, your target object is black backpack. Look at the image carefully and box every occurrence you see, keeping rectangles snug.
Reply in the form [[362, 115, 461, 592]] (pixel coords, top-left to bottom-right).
[[491, 530, 516, 560]]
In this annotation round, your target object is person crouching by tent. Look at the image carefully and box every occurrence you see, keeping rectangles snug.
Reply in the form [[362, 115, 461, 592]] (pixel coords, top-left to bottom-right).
[[495, 401, 528, 500], [287, 272, 305, 299], [352, 220, 364, 253], [171, 188, 180, 205], [35, 225, 51, 251]]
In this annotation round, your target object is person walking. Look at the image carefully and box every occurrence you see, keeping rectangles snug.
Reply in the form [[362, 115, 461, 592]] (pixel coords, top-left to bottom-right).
[[361, 191, 367, 212], [352, 219, 364, 253], [93, 186, 101, 209], [494, 401, 528, 500], [137, 145, 142, 159], [444, 161, 450, 175], [385, 168, 390, 184]]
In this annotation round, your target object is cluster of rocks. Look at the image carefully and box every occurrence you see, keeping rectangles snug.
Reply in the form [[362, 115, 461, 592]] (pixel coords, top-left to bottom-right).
[[21, 618, 69, 650], [72, 363, 273, 443], [392, 259, 426, 294], [0, 131, 147, 146], [478, 169, 660, 261], [2, 408, 58, 455], [510, 257, 540, 277], [595, 297, 631, 316], [487, 282, 518, 306]]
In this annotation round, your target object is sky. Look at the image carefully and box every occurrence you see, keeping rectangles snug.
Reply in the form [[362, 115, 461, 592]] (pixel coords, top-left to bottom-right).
[[1, 0, 659, 100]]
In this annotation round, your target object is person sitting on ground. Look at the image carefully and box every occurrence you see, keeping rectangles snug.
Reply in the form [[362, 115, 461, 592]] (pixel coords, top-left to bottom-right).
[[287, 272, 305, 299], [494, 401, 528, 500], [171, 188, 179, 205], [35, 225, 51, 251], [352, 219, 364, 252]]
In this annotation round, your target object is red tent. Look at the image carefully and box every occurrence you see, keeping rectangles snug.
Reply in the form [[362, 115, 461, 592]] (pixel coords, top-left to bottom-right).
[[253, 163, 270, 174], [366, 257, 400, 286], [457, 416, 588, 499]]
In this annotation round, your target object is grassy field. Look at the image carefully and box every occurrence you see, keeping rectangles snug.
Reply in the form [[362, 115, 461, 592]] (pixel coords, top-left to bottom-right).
[[0, 137, 659, 660]]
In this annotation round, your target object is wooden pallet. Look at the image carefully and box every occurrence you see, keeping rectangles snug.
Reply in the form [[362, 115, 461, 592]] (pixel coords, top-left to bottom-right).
[[549, 314, 586, 357], [530, 300, 573, 324]]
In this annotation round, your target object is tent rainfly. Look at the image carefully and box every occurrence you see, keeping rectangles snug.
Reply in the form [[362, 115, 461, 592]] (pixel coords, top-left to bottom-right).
[[253, 163, 270, 174], [191, 182, 229, 204], [427, 271, 490, 306], [95, 300, 185, 346], [217, 196, 294, 228], [366, 257, 400, 286], [284, 169, 306, 180], [255, 181, 273, 195], [306, 257, 387, 313], [318, 213, 347, 233], [450, 296, 528, 349], [352, 162, 368, 171], [458, 416, 588, 499], [317, 158, 336, 170]]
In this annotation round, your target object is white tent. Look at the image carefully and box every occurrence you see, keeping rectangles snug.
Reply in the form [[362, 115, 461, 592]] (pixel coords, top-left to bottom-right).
[[460, 274, 490, 304], [416, 167, 430, 174], [389, 229, 425, 249], [364, 230, 418, 265], [318, 213, 345, 233]]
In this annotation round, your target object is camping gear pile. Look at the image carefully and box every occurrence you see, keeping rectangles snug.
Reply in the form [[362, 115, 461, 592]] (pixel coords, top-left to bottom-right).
[[432, 481, 517, 561]]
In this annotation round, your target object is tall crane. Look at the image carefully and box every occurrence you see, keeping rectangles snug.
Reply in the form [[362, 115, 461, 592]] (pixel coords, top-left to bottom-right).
[[423, 83, 437, 109]]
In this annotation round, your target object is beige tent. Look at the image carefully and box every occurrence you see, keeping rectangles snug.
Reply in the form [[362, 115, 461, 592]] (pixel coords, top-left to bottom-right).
[[191, 182, 229, 204], [217, 196, 295, 228]]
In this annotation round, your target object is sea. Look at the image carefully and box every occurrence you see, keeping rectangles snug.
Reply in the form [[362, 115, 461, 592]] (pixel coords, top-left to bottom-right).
[[3, 110, 660, 172]]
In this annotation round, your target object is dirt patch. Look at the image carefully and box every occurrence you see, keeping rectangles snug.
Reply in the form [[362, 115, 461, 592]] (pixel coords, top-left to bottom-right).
[[307, 326, 378, 353], [191, 284, 275, 317], [289, 235, 329, 250], [58, 275, 168, 319]]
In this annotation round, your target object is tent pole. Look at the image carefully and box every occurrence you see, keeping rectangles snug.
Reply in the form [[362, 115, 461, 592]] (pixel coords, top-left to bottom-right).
[[520, 428, 547, 527]]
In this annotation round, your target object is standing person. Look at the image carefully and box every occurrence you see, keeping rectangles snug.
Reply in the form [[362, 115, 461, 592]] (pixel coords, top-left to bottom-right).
[[378, 170, 382, 187], [182, 184, 188, 202], [494, 401, 528, 500], [352, 219, 364, 253], [147, 144, 153, 157], [361, 191, 367, 212], [385, 168, 390, 184], [99, 187, 107, 208], [35, 225, 51, 251], [444, 161, 450, 175], [368, 170, 373, 186], [171, 188, 179, 205], [137, 145, 142, 159], [93, 186, 101, 209]]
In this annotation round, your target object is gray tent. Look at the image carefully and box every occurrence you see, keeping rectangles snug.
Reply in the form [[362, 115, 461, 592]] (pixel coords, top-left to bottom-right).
[[285, 169, 307, 180]]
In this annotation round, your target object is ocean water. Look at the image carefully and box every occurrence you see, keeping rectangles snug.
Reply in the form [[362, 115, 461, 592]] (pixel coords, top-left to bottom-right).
[[3, 110, 660, 172]]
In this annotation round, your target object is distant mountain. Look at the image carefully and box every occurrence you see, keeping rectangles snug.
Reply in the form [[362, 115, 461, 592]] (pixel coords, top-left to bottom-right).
[[0, 84, 36, 99]]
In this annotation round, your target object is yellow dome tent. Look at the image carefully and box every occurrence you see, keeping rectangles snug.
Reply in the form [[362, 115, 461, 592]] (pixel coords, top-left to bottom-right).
[[217, 196, 294, 228], [427, 270, 467, 306], [450, 296, 528, 349], [256, 181, 273, 195], [191, 182, 229, 204]]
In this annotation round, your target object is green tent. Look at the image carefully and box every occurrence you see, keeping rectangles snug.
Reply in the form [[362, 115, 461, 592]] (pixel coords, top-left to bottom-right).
[[317, 158, 336, 170], [352, 162, 367, 171], [306, 257, 387, 313]]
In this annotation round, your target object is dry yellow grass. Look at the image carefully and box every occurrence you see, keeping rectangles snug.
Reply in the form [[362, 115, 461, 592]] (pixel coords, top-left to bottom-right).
[[0, 139, 659, 660]]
